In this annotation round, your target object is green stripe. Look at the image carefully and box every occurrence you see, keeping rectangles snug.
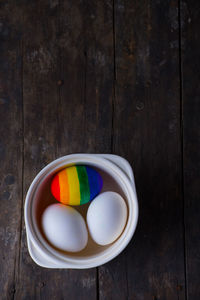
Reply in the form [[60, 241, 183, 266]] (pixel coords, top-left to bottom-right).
[[76, 166, 90, 205]]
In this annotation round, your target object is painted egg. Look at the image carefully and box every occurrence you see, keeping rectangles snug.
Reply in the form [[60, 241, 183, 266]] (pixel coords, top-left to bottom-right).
[[51, 165, 103, 205]]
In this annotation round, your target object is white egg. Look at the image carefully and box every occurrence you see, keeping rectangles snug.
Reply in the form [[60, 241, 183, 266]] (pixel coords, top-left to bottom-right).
[[42, 204, 88, 252], [87, 191, 127, 246]]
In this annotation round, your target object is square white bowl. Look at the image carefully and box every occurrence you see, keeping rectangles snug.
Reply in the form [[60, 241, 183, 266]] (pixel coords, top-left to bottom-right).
[[24, 154, 139, 269]]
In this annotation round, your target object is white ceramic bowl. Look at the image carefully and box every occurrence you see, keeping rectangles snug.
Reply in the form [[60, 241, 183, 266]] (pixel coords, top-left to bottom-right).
[[24, 154, 139, 269]]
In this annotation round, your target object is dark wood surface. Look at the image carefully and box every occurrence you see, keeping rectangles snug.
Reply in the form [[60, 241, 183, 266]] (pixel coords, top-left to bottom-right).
[[0, 1, 199, 299], [181, 1, 200, 299]]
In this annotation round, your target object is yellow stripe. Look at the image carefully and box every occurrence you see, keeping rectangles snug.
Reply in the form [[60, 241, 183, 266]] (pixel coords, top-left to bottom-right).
[[66, 166, 80, 205], [58, 169, 70, 204]]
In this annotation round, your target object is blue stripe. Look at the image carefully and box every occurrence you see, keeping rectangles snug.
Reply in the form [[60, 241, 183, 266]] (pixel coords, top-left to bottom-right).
[[86, 166, 102, 201]]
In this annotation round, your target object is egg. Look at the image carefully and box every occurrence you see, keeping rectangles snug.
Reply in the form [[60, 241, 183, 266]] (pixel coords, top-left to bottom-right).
[[51, 165, 103, 205], [42, 204, 88, 252], [87, 192, 127, 246]]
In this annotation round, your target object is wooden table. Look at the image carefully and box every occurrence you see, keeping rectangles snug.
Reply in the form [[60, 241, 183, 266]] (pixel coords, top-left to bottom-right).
[[0, 1, 199, 299]]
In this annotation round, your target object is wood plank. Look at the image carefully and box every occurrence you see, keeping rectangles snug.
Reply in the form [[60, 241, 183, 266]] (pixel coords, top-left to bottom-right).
[[58, 0, 113, 156], [14, 1, 64, 298], [99, 1, 186, 299], [0, 2, 23, 299], [181, 0, 200, 299], [58, 0, 113, 298]]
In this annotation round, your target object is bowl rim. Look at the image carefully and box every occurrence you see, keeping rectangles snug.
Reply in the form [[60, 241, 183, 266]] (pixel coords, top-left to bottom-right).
[[24, 154, 139, 268]]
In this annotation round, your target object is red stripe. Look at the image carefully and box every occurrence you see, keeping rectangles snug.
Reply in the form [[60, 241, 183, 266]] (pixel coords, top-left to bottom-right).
[[51, 173, 60, 201]]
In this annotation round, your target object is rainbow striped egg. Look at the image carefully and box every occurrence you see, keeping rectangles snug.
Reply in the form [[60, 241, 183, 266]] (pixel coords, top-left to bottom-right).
[[51, 165, 103, 205]]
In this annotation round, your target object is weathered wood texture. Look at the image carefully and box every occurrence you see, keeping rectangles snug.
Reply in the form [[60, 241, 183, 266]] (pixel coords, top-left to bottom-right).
[[57, 1, 114, 298], [14, 1, 97, 299], [15, 1, 65, 298], [0, 2, 23, 299], [181, 0, 200, 299], [58, 0, 113, 156], [0, 0, 199, 299], [99, 1, 186, 299], [14, 0, 113, 299]]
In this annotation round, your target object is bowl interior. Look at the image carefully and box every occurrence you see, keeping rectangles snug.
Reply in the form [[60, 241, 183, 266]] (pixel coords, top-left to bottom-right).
[[32, 162, 130, 259]]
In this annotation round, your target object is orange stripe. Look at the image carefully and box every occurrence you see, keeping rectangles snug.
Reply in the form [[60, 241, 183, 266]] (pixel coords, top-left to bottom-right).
[[58, 168, 70, 204]]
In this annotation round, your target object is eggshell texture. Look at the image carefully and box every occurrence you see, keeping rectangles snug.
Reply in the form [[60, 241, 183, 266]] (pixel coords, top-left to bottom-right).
[[51, 165, 103, 205], [42, 204, 88, 252], [87, 192, 127, 246]]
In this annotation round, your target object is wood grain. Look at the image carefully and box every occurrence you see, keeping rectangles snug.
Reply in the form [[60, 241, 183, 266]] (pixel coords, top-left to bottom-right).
[[99, 1, 186, 299], [0, 2, 23, 299], [58, 0, 113, 298], [14, 1, 64, 299], [0, 0, 199, 299], [181, 0, 200, 299], [15, 0, 113, 299], [15, 1, 97, 299], [58, 0, 113, 156]]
